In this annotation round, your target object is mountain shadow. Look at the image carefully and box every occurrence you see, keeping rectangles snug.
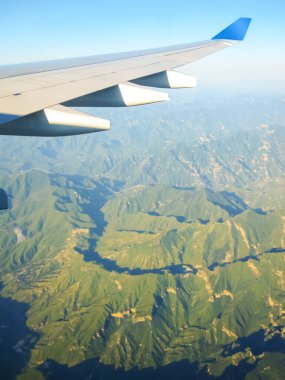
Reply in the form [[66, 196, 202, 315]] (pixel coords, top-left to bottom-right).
[[206, 189, 267, 217], [0, 284, 40, 380], [37, 357, 256, 380], [75, 243, 197, 276], [222, 327, 285, 358]]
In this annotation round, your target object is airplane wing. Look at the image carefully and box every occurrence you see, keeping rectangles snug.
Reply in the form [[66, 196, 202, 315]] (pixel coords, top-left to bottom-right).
[[0, 18, 251, 136]]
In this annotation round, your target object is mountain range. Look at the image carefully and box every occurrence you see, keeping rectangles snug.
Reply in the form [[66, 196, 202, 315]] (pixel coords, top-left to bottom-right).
[[0, 92, 284, 379]]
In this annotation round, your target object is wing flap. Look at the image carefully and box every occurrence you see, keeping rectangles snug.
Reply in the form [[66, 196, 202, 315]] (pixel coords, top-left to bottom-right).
[[0, 105, 110, 136]]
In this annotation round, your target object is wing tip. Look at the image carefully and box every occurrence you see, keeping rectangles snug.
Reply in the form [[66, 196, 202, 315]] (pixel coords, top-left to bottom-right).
[[212, 17, 252, 41]]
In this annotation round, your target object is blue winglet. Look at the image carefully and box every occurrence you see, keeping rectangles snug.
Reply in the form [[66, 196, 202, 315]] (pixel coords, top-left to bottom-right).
[[212, 18, 252, 41]]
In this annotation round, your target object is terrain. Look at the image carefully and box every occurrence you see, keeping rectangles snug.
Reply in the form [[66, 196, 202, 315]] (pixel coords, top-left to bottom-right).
[[0, 91, 284, 379]]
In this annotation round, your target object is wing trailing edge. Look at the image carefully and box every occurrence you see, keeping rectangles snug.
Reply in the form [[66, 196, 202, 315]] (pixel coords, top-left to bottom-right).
[[131, 71, 197, 89]]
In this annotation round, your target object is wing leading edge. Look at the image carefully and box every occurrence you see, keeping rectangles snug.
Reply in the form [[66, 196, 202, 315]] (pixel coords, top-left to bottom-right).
[[0, 17, 251, 136]]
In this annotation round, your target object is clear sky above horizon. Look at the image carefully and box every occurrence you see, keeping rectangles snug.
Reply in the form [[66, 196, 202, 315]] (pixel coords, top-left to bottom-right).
[[1, 0, 284, 92]]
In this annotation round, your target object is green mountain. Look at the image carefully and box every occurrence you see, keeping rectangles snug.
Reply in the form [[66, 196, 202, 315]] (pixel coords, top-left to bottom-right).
[[0, 93, 284, 380]]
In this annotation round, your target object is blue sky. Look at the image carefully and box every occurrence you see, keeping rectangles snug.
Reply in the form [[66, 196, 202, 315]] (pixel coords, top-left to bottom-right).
[[1, 0, 285, 92]]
